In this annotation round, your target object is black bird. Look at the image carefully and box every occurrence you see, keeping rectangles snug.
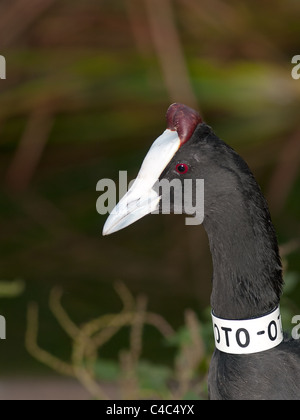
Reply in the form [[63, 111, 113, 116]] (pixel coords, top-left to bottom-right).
[[103, 103, 300, 400]]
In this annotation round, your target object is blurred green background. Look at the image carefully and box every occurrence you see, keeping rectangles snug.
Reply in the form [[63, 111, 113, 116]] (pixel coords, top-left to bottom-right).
[[0, 0, 300, 400]]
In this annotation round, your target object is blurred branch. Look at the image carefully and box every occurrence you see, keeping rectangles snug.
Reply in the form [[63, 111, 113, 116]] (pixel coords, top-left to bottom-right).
[[0, 0, 57, 48], [71, 331, 111, 400], [144, 0, 198, 108], [267, 128, 300, 214], [130, 294, 147, 363], [25, 302, 74, 377], [145, 312, 175, 337], [5, 110, 54, 193], [25, 283, 208, 400], [49, 287, 80, 341], [114, 281, 135, 313], [119, 349, 140, 400]]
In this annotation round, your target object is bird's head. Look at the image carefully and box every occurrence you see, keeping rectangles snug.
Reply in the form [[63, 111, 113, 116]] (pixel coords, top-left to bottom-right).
[[103, 103, 205, 236], [102, 103, 244, 236]]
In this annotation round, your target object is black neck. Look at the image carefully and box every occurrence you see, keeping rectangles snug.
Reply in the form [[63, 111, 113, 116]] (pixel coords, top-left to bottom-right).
[[203, 171, 283, 320]]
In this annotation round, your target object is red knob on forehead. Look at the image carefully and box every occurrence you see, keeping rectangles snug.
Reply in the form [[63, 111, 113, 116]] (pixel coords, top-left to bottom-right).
[[166, 103, 202, 146]]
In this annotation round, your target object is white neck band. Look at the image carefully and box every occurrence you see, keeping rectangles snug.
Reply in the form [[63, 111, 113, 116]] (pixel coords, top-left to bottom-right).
[[211, 307, 283, 355]]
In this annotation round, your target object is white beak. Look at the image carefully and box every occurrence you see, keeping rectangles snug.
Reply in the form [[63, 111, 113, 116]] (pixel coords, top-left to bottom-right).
[[102, 129, 180, 236]]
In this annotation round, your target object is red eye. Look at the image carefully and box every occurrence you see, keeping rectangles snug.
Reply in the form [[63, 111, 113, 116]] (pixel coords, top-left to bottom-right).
[[176, 163, 189, 174]]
